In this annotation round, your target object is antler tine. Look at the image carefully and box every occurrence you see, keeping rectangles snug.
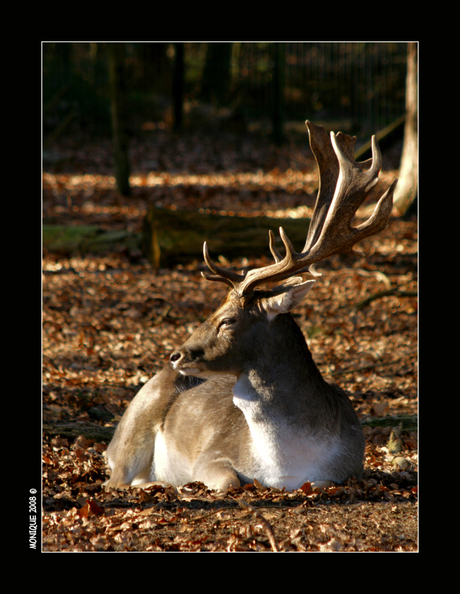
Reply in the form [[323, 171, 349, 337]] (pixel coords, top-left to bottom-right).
[[268, 229, 283, 262], [201, 241, 244, 289]]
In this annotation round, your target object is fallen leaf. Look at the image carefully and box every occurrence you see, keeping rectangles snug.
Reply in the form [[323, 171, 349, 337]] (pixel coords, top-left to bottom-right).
[[78, 497, 103, 518], [299, 482, 313, 495], [373, 401, 390, 416], [320, 537, 343, 552]]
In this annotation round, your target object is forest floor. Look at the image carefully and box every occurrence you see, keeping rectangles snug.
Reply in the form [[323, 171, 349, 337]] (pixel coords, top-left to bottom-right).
[[42, 130, 418, 552]]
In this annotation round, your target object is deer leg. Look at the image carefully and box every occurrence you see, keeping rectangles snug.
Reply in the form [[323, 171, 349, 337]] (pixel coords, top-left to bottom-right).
[[105, 437, 155, 489], [195, 459, 241, 492]]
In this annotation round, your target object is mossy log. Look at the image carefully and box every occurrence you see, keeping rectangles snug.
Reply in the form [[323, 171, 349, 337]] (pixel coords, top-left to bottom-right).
[[361, 415, 417, 432], [43, 225, 140, 255], [142, 206, 311, 267], [43, 208, 311, 267]]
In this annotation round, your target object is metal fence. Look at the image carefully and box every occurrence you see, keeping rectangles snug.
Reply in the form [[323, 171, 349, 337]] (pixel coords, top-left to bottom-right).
[[43, 42, 408, 142]]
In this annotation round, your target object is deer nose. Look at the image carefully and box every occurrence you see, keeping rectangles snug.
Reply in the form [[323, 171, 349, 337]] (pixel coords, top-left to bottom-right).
[[170, 351, 182, 365]]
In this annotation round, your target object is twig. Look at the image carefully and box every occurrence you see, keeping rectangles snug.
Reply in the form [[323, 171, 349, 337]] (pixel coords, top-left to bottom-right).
[[153, 305, 172, 325], [185, 507, 232, 524], [333, 267, 392, 289], [330, 359, 400, 377], [351, 268, 393, 290], [355, 289, 417, 311], [238, 499, 280, 552]]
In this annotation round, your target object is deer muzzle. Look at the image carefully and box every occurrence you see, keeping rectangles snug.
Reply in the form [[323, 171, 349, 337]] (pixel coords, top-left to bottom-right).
[[169, 348, 207, 376]]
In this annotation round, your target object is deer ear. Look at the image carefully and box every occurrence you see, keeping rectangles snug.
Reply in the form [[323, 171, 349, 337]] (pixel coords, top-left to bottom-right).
[[262, 279, 316, 318]]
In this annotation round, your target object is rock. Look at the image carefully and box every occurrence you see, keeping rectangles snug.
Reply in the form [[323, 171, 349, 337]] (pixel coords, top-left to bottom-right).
[[392, 456, 411, 471]]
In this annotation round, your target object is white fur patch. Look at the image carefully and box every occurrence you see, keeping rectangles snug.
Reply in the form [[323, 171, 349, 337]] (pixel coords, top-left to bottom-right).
[[233, 375, 340, 490], [153, 431, 193, 486]]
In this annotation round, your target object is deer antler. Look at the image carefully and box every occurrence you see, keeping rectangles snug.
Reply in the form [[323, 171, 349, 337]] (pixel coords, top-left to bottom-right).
[[202, 121, 397, 295]]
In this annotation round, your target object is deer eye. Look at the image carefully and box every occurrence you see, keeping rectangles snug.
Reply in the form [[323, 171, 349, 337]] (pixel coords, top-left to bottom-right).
[[219, 317, 236, 329]]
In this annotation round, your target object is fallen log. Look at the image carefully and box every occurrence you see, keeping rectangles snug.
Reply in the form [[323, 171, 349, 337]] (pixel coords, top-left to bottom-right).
[[43, 421, 115, 443], [42, 208, 312, 267], [142, 206, 311, 267], [42, 225, 140, 255]]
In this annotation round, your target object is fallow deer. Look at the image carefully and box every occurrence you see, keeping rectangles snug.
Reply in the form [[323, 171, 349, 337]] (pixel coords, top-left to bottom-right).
[[105, 121, 397, 492]]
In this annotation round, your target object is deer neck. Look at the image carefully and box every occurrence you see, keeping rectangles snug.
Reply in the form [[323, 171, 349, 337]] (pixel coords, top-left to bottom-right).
[[232, 314, 325, 418], [230, 315, 334, 489]]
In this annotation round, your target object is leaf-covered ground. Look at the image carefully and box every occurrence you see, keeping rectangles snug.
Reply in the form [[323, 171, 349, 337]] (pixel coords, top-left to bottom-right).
[[42, 131, 417, 552]]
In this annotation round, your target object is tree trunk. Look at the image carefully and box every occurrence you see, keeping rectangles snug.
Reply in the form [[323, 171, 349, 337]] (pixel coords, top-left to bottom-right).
[[142, 206, 311, 268], [173, 43, 185, 132], [393, 43, 418, 216], [271, 43, 285, 145], [200, 43, 233, 104], [107, 43, 131, 197]]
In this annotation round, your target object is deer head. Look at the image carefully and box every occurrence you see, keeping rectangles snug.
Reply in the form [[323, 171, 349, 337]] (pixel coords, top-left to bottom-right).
[[170, 121, 397, 379]]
